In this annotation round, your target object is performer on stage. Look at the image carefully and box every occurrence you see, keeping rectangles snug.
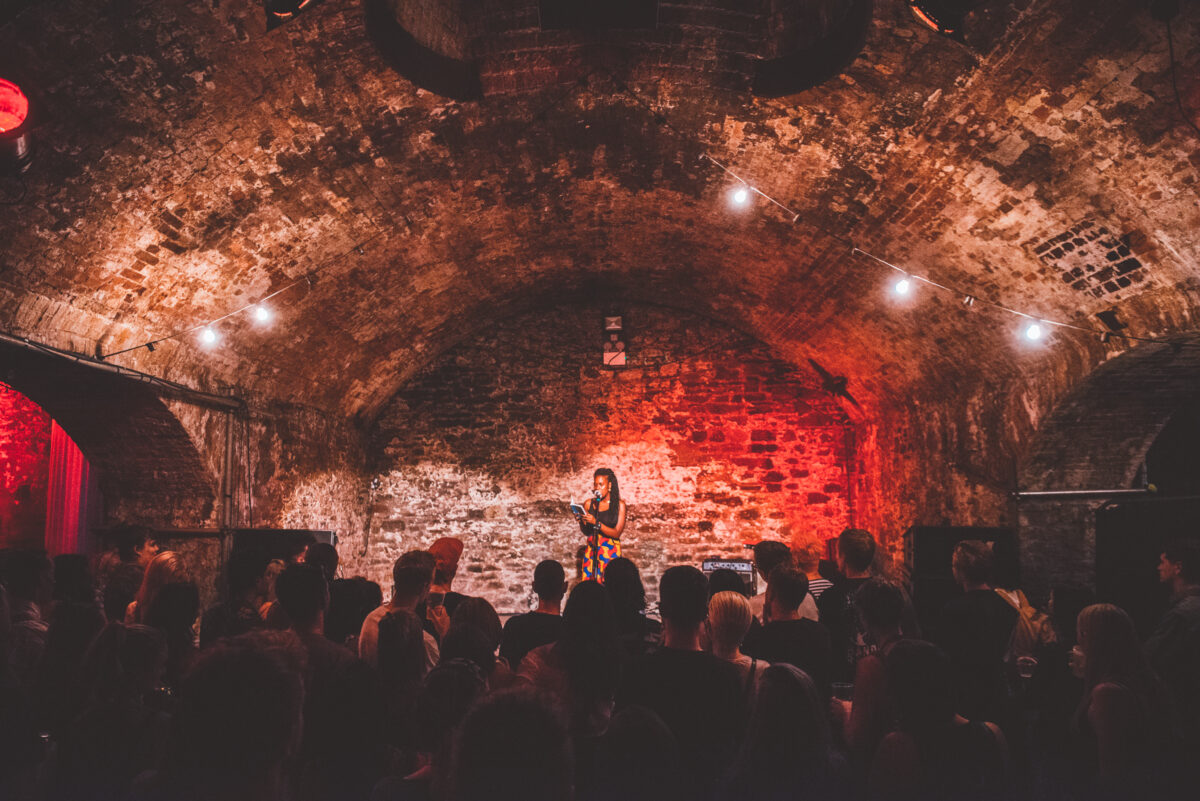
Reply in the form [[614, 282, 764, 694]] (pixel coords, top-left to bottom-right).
[[579, 468, 627, 582]]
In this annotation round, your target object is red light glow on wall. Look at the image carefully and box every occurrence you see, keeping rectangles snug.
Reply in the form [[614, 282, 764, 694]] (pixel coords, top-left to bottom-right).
[[0, 384, 51, 549], [0, 79, 29, 133]]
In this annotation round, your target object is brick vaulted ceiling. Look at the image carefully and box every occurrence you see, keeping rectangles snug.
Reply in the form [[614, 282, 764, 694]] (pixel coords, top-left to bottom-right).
[[1, 0, 1198, 423]]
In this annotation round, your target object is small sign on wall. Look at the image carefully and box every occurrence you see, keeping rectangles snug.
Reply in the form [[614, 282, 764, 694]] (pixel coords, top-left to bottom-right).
[[603, 316, 627, 367]]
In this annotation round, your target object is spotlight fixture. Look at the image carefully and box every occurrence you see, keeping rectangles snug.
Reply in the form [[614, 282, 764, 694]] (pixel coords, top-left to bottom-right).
[[200, 327, 218, 346], [254, 305, 272, 323], [146, 342, 156, 352], [730, 186, 750, 206], [0, 77, 33, 173], [1023, 322, 1045, 342], [961, 294, 976, 307], [894, 277, 913, 296]]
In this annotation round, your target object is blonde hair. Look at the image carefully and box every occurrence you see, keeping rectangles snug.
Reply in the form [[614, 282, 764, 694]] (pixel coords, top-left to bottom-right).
[[1076, 603, 1151, 693], [708, 591, 753, 653], [132, 551, 188, 623], [794, 540, 824, 572]]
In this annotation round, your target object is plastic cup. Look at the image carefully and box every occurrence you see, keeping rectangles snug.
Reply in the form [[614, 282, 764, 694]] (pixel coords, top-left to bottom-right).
[[1017, 655, 1038, 679]]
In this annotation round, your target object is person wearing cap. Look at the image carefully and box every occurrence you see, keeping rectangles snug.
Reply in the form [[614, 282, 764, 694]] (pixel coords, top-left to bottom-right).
[[428, 537, 467, 619]]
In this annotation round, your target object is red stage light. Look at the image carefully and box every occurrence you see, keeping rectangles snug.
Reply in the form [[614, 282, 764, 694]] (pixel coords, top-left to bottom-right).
[[0, 77, 33, 173], [0, 79, 29, 133]]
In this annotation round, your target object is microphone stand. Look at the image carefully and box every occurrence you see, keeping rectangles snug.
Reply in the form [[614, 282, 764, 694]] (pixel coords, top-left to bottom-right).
[[589, 491, 602, 580]]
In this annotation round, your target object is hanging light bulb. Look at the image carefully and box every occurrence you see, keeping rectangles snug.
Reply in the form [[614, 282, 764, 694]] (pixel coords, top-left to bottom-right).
[[1024, 322, 1044, 342], [730, 186, 750, 206], [200, 327, 218, 346], [894, 277, 913, 296], [254, 305, 271, 324]]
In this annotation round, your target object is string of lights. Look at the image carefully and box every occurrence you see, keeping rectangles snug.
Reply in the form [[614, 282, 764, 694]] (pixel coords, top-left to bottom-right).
[[604, 69, 1197, 350], [99, 236, 378, 359], [702, 152, 1178, 347], [103, 69, 1190, 360]]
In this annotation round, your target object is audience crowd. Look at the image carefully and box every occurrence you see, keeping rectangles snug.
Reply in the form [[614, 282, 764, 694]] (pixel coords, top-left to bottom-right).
[[0, 524, 1197, 801]]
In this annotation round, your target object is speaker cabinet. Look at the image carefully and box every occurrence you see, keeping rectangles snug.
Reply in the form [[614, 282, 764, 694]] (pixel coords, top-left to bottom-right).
[[906, 526, 1017, 639]]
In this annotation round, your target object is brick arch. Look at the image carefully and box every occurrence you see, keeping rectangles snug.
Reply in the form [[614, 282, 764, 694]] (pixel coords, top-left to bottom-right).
[[1017, 341, 1200, 599], [1, 340, 219, 527], [363, 301, 861, 611], [1020, 343, 1200, 492]]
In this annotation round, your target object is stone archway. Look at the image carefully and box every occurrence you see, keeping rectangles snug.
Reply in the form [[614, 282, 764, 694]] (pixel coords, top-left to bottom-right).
[[1017, 342, 1200, 600], [1, 339, 222, 529]]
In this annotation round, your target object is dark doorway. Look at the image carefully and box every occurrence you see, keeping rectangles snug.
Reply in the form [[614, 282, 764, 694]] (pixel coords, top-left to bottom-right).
[[1095, 498, 1200, 638]]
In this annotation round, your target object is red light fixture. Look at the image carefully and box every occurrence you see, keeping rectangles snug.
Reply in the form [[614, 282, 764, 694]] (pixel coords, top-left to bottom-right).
[[0, 78, 32, 173]]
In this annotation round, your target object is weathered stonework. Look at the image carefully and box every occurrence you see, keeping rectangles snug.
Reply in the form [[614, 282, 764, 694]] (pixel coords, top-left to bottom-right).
[[363, 305, 856, 611], [1, 1, 1198, 601]]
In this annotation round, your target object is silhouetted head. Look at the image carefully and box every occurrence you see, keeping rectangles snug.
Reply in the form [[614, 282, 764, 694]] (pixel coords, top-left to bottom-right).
[[274, 563, 329, 630], [659, 565, 709, 629], [451, 688, 572, 801], [533, 559, 567, 603]]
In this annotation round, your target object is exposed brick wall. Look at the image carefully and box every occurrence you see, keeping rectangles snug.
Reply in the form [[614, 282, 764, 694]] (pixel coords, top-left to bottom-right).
[[390, 0, 474, 60], [0, 0, 1199, 612], [1016, 342, 1200, 602], [362, 304, 856, 612], [0, 384, 51, 550]]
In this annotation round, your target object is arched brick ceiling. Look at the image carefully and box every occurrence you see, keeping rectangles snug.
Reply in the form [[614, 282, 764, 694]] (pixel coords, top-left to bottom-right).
[[1, 0, 1198, 422]]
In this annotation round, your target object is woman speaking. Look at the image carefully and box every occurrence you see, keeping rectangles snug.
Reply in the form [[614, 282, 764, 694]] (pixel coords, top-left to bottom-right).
[[578, 468, 627, 582]]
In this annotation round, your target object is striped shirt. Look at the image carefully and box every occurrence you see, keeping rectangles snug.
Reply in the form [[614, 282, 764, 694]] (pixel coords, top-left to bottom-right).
[[808, 577, 834, 601]]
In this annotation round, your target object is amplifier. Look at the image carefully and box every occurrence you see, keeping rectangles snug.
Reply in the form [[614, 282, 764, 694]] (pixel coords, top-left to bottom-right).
[[702, 558, 757, 596]]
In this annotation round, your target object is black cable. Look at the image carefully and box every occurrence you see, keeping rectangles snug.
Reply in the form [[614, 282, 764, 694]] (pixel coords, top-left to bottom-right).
[[1165, 19, 1200, 139]]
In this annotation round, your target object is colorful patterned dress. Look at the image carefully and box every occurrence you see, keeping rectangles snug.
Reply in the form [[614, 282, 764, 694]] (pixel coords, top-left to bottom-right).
[[581, 498, 621, 582]]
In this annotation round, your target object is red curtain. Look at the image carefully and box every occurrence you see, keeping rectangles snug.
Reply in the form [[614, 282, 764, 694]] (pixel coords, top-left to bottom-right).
[[44, 422, 91, 556]]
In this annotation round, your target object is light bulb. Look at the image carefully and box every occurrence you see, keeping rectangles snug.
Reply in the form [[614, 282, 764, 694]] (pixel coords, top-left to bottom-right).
[[894, 277, 912, 296], [731, 187, 749, 206], [254, 305, 271, 323], [1024, 322, 1044, 341], [201, 327, 218, 346]]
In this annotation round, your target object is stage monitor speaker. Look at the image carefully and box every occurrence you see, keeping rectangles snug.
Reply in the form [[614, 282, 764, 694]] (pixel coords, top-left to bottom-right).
[[906, 525, 1017, 639]]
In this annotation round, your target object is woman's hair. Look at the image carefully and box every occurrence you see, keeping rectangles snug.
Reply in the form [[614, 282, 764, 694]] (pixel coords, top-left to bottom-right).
[[604, 557, 646, 617], [556, 580, 621, 704], [730, 664, 836, 788], [1076, 603, 1157, 696], [594, 467, 620, 508], [855, 578, 906, 631], [886, 639, 957, 737], [708, 591, 753, 654], [132, 551, 189, 623], [450, 597, 503, 653]]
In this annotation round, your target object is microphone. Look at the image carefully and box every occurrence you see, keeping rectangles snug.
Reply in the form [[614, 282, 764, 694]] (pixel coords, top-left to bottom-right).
[[594, 491, 603, 502]]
